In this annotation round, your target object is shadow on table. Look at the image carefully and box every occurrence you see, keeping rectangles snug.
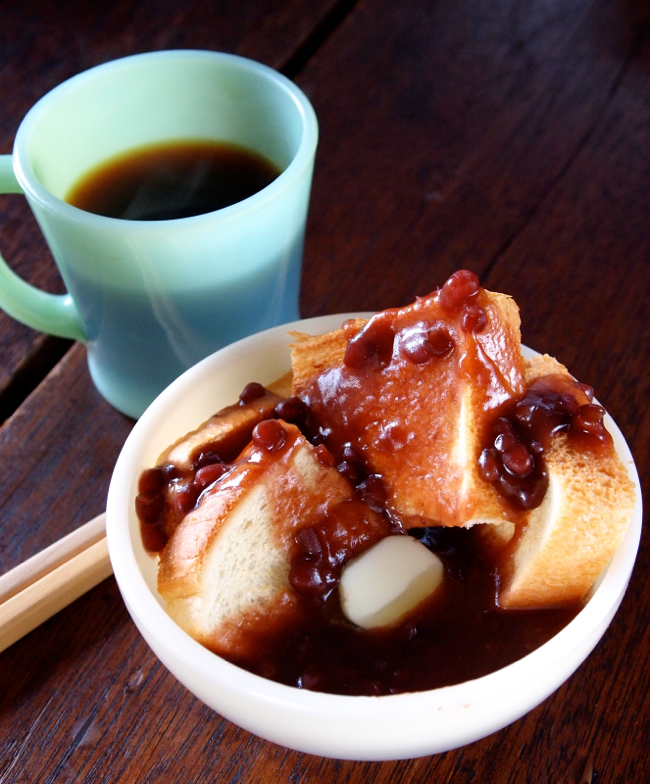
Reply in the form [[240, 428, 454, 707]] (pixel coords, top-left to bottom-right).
[[0, 577, 131, 714]]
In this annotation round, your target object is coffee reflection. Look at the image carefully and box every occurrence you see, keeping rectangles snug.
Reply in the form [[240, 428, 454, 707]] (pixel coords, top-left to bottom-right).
[[66, 140, 281, 221]]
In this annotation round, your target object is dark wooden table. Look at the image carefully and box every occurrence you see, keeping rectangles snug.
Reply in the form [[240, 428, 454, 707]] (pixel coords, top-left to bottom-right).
[[1, 0, 648, 781]]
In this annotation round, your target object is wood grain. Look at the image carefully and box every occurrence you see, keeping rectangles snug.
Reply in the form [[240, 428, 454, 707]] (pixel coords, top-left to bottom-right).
[[0, 0, 648, 781], [299, 0, 649, 316], [0, 534, 111, 654], [0, 513, 106, 605], [0, 344, 130, 574], [0, 0, 344, 404]]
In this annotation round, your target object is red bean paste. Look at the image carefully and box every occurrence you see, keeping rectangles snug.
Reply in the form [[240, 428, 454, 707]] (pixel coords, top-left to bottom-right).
[[134, 270, 613, 696], [230, 526, 578, 695], [478, 374, 608, 510], [293, 270, 530, 527]]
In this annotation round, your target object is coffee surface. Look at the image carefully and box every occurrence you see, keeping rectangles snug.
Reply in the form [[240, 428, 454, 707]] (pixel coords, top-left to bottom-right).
[[66, 140, 281, 220]]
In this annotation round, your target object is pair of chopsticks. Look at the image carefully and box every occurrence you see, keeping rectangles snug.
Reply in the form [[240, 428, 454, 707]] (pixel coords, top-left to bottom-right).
[[0, 513, 112, 654]]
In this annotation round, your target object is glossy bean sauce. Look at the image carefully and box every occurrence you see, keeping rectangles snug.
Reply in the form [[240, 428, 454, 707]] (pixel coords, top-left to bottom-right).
[[135, 271, 605, 695], [478, 374, 609, 510], [296, 271, 528, 526], [135, 379, 584, 695], [136, 385, 291, 552], [229, 525, 580, 695]]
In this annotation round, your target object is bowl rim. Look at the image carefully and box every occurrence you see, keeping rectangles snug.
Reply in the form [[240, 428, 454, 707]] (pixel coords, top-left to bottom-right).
[[106, 314, 643, 750]]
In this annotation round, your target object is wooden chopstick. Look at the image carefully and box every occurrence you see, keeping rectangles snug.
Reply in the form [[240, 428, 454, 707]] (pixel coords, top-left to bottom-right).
[[0, 513, 112, 654]]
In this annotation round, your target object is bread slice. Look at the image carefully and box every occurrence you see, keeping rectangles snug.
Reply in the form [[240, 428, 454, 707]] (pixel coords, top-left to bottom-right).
[[159, 377, 291, 471], [498, 355, 636, 608], [157, 422, 390, 658], [152, 382, 290, 539], [291, 285, 526, 528]]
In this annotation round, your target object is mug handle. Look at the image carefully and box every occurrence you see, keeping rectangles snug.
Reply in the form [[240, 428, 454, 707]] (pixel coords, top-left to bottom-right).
[[0, 155, 86, 341]]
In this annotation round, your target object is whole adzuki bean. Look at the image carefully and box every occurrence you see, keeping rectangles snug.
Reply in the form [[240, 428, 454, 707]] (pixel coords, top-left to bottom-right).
[[296, 526, 323, 556], [172, 483, 197, 522], [138, 467, 165, 494], [494, 429, 517, 453], [238, 381, 267, 405], [572, 403, 607, 438], [357, 474, 387, 513], [501, 443, 534, 477], [252, 419, 287, 451], [438, 269, 480, 311], [461, 303, 487, 333], [135, 491, 164, 526], [194, 462, 229, 489], [399, 329, 435, 364], [289, 555, 338, 600], [399, 325, 454, 364], [344, 318, 395, 370], [478, 448, 500, 483], [274, 396, 310, 425]]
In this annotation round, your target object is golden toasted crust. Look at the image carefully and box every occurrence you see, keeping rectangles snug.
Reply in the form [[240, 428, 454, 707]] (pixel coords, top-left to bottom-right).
[[154, 386, 287, 540], [267, 371, 293, 398], [499, 355, 636, 608], [523, 353, 572, 385], [475, 520, 517, 552], [157, 458, 257, 601], [290, 290, 525, 527], [157, 424, 390, 657], [158, 389, 284, 470], [290, 319, 366, 391], [500, 434, 635, 607]]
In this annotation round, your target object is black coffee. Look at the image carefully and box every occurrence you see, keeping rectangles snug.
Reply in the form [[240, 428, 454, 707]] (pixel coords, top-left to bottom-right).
[[66, 140, 282, 220]]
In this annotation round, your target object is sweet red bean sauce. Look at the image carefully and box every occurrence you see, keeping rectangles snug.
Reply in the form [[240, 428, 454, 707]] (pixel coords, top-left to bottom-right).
[[230, 525, 580, 695], [136, 387, 286, 552], [135, 270, 599, 695], [478, 374, 609, 510], [288, 496, 397, 603], [294, 271, 532, 528]]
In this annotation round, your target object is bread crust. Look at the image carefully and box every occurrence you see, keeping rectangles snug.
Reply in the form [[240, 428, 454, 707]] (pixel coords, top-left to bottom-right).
[[149, 286, 637, 654], [157, 424, 390, 657], [154, 387, 285, 540], [158, 388, 284, 470], [498, 355, 636, 608], [291, 319, 636, 609], [291, 289, 526, 527]]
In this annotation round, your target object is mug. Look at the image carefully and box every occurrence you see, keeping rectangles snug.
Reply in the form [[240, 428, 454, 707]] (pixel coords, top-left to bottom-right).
[[0, 50, 318, 418]]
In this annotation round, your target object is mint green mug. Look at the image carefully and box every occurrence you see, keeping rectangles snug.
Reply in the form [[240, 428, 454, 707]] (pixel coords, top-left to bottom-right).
[[0, 51, 318, 418]]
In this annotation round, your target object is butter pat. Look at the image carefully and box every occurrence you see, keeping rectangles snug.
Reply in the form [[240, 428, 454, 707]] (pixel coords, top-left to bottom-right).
[[339, 535, 444, 629]]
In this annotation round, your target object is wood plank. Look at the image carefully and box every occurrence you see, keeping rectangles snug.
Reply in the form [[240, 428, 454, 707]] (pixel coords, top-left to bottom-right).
[[0, 3, 352, 779], [1, 0, 649, 781], [0, 0, 343, 402], [0, 344, 131, 573], [298, 0, 642, 314], [478, 26, 650, 783], [485, 35, 650, 432], [294, 0, 650, 779]]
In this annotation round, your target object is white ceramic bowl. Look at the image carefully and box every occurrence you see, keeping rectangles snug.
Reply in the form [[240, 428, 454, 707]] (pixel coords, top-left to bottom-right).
[[106, 315, 643, 761]]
